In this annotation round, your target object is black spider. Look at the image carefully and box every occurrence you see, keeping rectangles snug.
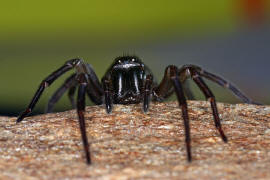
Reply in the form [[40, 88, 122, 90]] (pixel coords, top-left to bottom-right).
[[17, 56, 259, 165]]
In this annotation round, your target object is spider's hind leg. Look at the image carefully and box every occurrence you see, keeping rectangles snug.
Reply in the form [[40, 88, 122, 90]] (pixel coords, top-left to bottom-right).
[[46, 73, 77, 113], [183, 79, 195, 100], [187, 68, 228, 142], [68, 85, 77, 109], [183, 65, 260, 104]]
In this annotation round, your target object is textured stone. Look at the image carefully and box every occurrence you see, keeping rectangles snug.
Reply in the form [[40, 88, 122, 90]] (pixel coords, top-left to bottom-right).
[[0, 101, 269, 179]]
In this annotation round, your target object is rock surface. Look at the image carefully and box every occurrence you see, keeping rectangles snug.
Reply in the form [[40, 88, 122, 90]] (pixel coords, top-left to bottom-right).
[[0, 101, 269, 179]]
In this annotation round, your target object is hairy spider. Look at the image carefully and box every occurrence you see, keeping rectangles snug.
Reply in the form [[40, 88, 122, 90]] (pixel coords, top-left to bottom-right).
[[17, 56, 259, 165]]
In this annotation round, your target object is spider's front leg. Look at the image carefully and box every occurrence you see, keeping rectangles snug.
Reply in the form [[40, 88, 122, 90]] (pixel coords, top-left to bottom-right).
[[153, 66, 192, 162], [102, 79, 113, 114], [143, 74, 153, 112], [17, 58, 83, 122]]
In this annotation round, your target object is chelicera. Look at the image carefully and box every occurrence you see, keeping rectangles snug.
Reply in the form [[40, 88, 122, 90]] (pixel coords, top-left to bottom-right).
[[17, 56, 259, 165]]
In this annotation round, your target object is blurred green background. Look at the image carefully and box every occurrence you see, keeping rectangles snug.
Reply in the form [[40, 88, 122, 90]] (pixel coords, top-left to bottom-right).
[[0, 0, 269, 116]]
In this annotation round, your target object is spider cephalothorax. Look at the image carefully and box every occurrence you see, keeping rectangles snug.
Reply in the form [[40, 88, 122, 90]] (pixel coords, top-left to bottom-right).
[[103, 56, 148, 105], [17, 55, 259, 165]]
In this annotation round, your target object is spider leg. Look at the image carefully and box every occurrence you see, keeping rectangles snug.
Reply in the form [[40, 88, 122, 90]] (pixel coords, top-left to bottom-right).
[[77, 73, 91, 164], [46, 73, 77, 113], [102, 79, 112, 113], [17, 59, 84, 123], [153, 67, 174, 100], [143, 74, 153, 112], [154, 75, 195, 101], [180, 65, 260, 104], [85, 64, 104, 105], [183, 80, 195, 100], [68, 85, 77, 109], [200, 70, 261, 104], [46, 63, 104, 113], [190, 71, 228, 142], [153, 65, 192, 162]]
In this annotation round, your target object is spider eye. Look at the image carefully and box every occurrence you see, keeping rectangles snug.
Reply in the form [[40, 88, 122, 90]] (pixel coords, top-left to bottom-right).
[[131, 58, 135, 62], [118, 60, 122, 63]]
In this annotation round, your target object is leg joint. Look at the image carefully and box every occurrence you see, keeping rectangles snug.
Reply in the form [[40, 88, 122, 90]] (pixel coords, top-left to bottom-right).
[[65, 58, 83, 67]]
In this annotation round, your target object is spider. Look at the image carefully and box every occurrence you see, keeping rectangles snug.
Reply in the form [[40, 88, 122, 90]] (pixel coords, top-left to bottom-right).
[[17, 56, 259, 165]]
